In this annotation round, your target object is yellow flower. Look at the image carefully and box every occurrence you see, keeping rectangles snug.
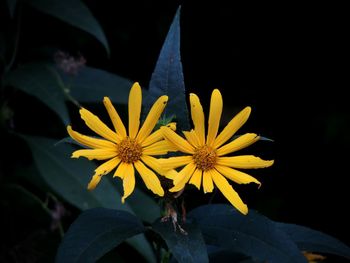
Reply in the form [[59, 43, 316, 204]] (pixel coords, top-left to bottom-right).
[[67, 82, 174, 202], [160, 89, 274, 215]]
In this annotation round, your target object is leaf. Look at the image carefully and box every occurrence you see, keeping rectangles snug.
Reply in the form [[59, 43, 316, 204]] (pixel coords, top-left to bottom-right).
[[127, 234, 156, 263], [145, 6, 190, 130], [59, 66, 133, 104], [189, 204, 307, 263], [4, 63, 69, 125], [277, 223, 350, 259], [21, 134, 132, 213], [56, 208, 145, 263], [25, 0, 109, 55], [152, 219, 209, 263], [6, 0, 17, 17]]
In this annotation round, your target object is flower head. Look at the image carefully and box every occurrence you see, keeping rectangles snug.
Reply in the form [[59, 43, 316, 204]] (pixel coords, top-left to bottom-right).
[[161, 89, 274, 214], [67, 82, 174, 202]]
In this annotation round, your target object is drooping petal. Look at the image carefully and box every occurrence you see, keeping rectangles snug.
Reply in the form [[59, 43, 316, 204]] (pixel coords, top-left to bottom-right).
[[203, 170, 214, 193], [170, 162, 196, 192], [79, 108, 121, 143], [217, 155, 274, 169], [142, 140, 173, 155], [134, 161, 164, 197], [216, 133, 260, 156], [189, 168, 202, 190], [141, 122, 176, 147], [88, 157, 121, 189], [128, 82, 142, 138], [183, 130, 201, 148], [190, 93, 205, 145], [137, 95, 168, 143], [158, 156, 193, 170], [215, 165, 261, 186], [103, 97, 127, 137], [211, 169, 248, 215], [214, 106, 251, 149], [121, 164, 135, 203], [206, 89, 223, 147], [71, 149, 117, 160], [67, 126, 116, 149], [161, 126, 195, 154], [114, 162, 128, 179]]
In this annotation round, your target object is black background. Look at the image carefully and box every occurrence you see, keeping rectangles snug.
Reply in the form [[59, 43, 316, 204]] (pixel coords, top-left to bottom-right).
[[1, 0, 349, 261]]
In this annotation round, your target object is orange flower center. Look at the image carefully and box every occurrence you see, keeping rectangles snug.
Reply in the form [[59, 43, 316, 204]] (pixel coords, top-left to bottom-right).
[[193, 145, 217, 171], [117, 138, 142, 163]]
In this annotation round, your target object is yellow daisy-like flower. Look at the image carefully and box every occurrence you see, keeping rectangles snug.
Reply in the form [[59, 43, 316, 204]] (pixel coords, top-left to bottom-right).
[[67, 82, 174, 203], [160, 89, 274, 215]]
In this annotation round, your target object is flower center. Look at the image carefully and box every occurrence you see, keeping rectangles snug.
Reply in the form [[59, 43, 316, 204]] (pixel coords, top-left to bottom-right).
[[117, 138, 142, 163], [193, 145, 217, 171]]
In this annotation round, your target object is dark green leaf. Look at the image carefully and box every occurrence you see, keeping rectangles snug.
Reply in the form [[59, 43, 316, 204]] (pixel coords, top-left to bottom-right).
[[145, 6, 190, 130], [21, 135, 132, 212], [56, 208, 145, 263], [6, 0, 17, 17], [277, 223, 350, 259], [152, 219, 209, 263], [189, 204, 307, 263], [59, 66, 133, 104], [25, 0, 109, 55], [127, 234, 156, 263], [4, 63, 69, 125]]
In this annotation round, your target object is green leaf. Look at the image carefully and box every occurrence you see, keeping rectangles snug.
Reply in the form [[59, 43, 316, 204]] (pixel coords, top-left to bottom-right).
[[6, 0, 17, 17], [59, 66, 133, 104], [4, 63, 69, 125], [21, 135, 132, 212], [145, 6, 190, 130], [152, 220, 209, 263], [189, 204, 307, 263], [127, 234, 156, 263], [25, 0, 110, 55], [277, 223, 350, 259], [56, 208, 145, 263]]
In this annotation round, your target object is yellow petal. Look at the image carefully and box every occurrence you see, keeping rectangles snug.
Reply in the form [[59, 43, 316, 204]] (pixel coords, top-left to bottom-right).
[[189, 93, 205, 145], [217, 155, 274, 169], [94, 157, 121, 177], [79, 108, 121, 143], [141, 122, 176, 147], [189, 168, 202, 190], [87, 174, 102, 190], [161, 126, 195, 154], [214, 106, 251, 149], [203, 170, 214, 193], [134, 161, 164, 197], [170, 162, 196, 192], [206, 89, 223, 147], [158, 156, 193, 170], [67, 126, 116, 149], [142, 140, 173, 156], [141, 155, 163, 174], [71, 149, 117, 160], [211, 169, 248, 215], [128, 82, 142, 139], [114, 161, 128, 179], [103, 97, 127, 137], [183, 130, 201, 148], [215, 165, 261, 186], [216, 133, 260, 156], [121, 164, 135, 203], [137, 95, 168, 143]]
